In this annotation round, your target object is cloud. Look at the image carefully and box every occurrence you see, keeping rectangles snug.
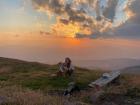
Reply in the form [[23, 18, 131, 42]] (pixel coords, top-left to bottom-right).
[[31, 0, 136, 39], [114, 0, 140, 39], [32, 0, 65, 14], [103, 0, 118, 22], [40, 31, 51, 36]]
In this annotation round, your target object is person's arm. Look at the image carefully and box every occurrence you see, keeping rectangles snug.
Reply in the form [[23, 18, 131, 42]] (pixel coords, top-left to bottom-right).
[[59, 64, 64, 72]]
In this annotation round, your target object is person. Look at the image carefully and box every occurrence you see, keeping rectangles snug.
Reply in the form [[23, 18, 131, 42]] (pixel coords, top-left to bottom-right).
[[57, 62, 65, 76], [58, 57, 75, 77], [58, 58, 79, 96]]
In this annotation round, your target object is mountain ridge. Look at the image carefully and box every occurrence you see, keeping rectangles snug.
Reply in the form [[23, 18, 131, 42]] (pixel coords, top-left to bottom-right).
[[74, 58, 140, 70]]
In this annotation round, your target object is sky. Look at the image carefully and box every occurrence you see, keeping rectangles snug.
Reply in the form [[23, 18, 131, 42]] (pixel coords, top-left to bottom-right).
[[0, 0, 140, 63]]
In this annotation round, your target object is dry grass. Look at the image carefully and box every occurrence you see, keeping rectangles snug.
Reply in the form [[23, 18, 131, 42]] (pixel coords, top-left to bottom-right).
[[0, 86, 64, 105], [126, 75, 140, 87], [0, 86, 91, 105], [0, 67, 12, 74]]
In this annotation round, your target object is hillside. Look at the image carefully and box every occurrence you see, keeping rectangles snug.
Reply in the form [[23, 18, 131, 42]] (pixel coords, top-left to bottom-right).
[[0, 57, 139, 105]]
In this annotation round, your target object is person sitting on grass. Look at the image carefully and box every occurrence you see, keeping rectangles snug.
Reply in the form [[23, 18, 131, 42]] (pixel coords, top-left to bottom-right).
[[57, 57, 75, 77]]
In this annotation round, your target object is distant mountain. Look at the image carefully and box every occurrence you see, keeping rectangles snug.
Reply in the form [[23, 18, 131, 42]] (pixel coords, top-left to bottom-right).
[[73, 58, 140, 70], [121, 66, 140, 74]]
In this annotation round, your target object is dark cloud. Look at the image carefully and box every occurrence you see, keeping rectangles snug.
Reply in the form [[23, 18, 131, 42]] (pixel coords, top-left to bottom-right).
[[60, 18, 69, 25], [77, 0, 140, 39], [75, 33, 101, 39], [32, 0, 65, 14], [65, 4, 87, 23], [114, 0, 140, 39], [31, 0, 139, 39], [103, 0, 118, 22]]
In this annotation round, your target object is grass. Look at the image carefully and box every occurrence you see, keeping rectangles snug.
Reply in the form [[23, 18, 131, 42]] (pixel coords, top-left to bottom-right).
[[0, 57, 139, 105], [0, 57, 102, 91], [0, 75, 9, 81], [0, 86, 64, 105], [0, 57, 103, 105]]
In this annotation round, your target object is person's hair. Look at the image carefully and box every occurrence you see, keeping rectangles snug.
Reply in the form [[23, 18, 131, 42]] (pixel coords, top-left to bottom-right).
[[65, 57, 71, 68]]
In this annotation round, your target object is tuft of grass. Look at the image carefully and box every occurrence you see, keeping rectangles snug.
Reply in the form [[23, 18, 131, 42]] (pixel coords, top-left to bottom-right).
[[48, 76, 72, 88], [0, 86, 64, 105], [0, 75, 9, 81], [21, 76, 72, 90], [21, 77, 50, 90], [75, 68, 102, 88], [0, 57, 51, 73], [126, 87, 140, 98]]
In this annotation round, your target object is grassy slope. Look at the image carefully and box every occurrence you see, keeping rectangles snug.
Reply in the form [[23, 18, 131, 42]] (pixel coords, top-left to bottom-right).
[[0, 57, 139, 105], [0, 57, 102, 90]]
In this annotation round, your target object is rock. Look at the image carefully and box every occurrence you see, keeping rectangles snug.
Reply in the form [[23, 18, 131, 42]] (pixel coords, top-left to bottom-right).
[[0, 96, 7, 104]]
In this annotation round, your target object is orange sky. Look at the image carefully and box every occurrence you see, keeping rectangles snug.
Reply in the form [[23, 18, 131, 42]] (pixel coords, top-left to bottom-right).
[[0, 33, 140, 63]]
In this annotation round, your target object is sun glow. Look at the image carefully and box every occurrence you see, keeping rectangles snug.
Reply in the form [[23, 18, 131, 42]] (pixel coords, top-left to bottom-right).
[[50, 18, 92, 38]]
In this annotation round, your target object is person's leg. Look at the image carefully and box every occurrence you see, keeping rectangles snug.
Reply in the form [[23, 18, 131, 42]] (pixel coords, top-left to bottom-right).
[[69, 70, 73, 76], [66, 70, 73, 76]]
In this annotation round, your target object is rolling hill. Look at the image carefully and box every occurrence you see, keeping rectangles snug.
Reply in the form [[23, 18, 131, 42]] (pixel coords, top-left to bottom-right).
[[74, 58, 140, 70], [121, 65, 140, 74], [0, 57, 139, 105]]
